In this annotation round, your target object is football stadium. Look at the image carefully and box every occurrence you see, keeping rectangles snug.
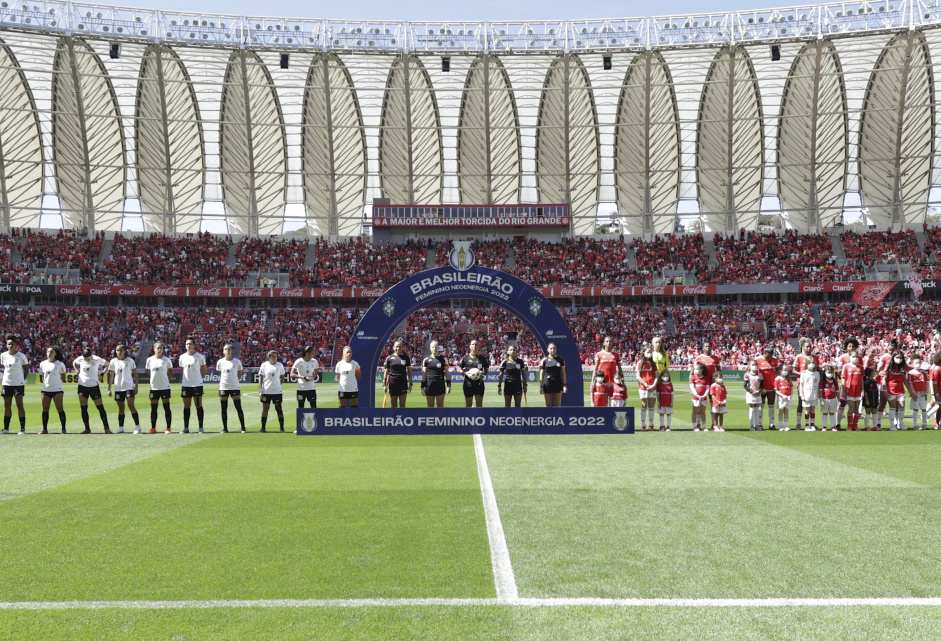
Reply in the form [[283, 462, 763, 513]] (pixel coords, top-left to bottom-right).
[[4, 0, 941, 637]]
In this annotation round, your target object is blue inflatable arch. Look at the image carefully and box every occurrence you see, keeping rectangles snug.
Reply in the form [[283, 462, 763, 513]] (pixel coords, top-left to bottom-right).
[[348, 262, 585, 407]]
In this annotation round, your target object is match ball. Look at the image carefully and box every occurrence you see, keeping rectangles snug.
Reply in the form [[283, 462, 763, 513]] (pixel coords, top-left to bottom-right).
[[466, 367, 482, 381]]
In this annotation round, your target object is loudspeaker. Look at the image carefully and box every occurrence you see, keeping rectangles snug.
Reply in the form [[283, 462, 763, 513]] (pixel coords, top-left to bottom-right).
[[280, 53, 289, 69], [441, 57, 450, 72], [771, 45, 780, 61], [109, 43, 120, 59], [603, 55, 612, 70]]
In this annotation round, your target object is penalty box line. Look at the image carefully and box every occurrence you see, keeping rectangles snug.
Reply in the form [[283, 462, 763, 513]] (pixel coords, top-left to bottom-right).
[[5, 598, 941, 610]]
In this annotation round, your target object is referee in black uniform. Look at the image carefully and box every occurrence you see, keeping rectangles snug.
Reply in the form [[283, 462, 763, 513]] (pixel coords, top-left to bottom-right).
[[383, 340, 414, 408], [459, 339, 489, 407], [421, 339, 452, 407]]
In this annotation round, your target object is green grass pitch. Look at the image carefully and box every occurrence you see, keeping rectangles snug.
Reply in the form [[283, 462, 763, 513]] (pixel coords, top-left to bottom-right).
[[3, 381, 941, 639]]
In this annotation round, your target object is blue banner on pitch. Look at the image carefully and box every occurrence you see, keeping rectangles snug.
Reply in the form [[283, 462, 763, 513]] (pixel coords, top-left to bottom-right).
[[297, 406, 634, 435]]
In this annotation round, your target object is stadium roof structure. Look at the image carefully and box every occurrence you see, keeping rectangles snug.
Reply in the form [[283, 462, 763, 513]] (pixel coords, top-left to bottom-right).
[[0, 0, 938, 236]]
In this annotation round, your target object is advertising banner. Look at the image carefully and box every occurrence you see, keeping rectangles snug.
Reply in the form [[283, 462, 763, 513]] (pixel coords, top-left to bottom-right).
[[297, 406, 633, 435]]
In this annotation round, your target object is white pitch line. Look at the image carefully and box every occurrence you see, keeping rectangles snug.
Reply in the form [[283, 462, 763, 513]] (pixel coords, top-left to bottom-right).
[[473, 433, 519, 602], [4, 598, 941, 610]]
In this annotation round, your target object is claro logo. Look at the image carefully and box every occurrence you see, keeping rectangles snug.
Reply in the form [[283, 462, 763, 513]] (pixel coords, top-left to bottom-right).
[[800, 284, 825, 292], [118, 287, 141, 296], [58, 286, 81, 294]]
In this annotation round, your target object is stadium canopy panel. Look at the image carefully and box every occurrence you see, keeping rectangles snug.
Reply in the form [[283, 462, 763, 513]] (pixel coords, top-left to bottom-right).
[[0, 1, 940, 234]]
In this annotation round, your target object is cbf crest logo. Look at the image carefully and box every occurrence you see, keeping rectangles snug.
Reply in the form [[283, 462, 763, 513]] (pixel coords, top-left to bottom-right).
[[614, 412, 629, 432], [300, 413, 318, 433], [382, 298, 396, 317], [528, 297, 542, 317], [449, 241, 476, 272]]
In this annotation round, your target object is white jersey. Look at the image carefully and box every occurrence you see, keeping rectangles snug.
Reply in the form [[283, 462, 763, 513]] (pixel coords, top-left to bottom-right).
[[259, 361, 285, 394], [146, 355, 173, 391], [40, 360, 67, 393], [73, 356, 107, 387], [0, 350, 29, 386], [335, 359, 360, 393], [216, 358, 243, 391], [292, 357, 319, 391], [799, 370, 821, 403], [178, 352, 207, 388], [108, 357, 138, 391]]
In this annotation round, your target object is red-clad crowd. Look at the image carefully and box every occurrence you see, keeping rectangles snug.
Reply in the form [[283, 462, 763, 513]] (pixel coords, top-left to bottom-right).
[[236, 238, 308, 274], [87, 232, 240, 285], [18, 229, 103, 272], [840, 229, 922, 266], [509, 237, 649, 285], [700, 231, 859, 284], [632, 233, 709, 275], [291, 238, 427, 287], [433, 240, 511, 269]]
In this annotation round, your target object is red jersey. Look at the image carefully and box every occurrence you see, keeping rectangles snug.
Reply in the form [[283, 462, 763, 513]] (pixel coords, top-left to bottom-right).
[[930, 365, 941, 394], [755, 356, 780, 390], [591, 381, 611, 407], [595, 351, 620, 382], [637, 361, 657, 389], [657, 381, 674, 408], [886, 369, 907, 397], [690, 373, 709, 398], [819, 376, 839, 400], [908, 368, 928, 394], [710, 383, 727, 407], [792, 354, 819, 374], [775, 375, 793, 398], [694, 354, 721, 382], [611, 380, 627, 401], [838, 353, 855, 368], [840, 363, 863, 397]]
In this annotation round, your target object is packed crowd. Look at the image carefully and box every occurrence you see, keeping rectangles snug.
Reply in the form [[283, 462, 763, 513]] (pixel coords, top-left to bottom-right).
[[291, 238, 427, 287], [840, 229, 922, 266], [631, 233, 709, 275], [17, 229, 103, 273], [699, 231, 860, 284], [236, 237, 308, 274], [433, 239, 511, 269], [509, 237, 649, 285]]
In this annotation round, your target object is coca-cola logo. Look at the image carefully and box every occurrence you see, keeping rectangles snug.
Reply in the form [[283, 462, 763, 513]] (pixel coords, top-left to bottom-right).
[[59, 286, 81, 295], [238, 288, 265, 297], [153, 287, 180, 296], [600, 287, 625, 296], [359, 288, 385, 297], [681, 286, 708, 295], [195, 287, 222, 297], [831, 284, 855, 292], [319, 289, 347, 297], [277, 289, 305, 297], [89, 287, 112, 295], [641, 287, 666, 295], [559, 287, 585, 296], [118, 288, 140, 296], [801, 284, 824, 292]]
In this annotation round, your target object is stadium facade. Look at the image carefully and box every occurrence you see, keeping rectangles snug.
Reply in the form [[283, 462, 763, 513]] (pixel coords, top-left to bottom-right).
[[0, 1, 937, 238]]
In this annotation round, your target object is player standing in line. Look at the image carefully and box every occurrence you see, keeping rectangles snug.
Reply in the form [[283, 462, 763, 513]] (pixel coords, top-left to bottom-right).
[[538, 342, 567, 407], [421, 340, 451, 408], [216, 343, 245, 433], [929, 351, 941, 429], [610, 375, 627, 408], [592, 336, 624, 399], [798, 360, 820, 431], [819, 365, 840, 431], [335, 346, 361, 408], [885, 350, 908, 431], [383, 340, 413, 408], [0, 333, 29, 435], [290, 345, 320, 409], [907, 355, 929, 430], [689, 361, 709, 432], [73, 348, 111, 434], [258, 350, 286, 432], [459, 339, 489, 408], [835, 337, 860, 429], [876, 339, 900, 430], [590, 373, 610, 407], [107, 344, 140, 434], [636, 347, 658, 431], [710, 372, 727, 432], [774, 364, 794, 431], [791, 338, 819, 430], [755, 346, 780, 429], [39, 346, 68, 434], [744, 359, 764, 431], [650, 336, 670, 375], [146, 341, 173, 434], [862, 367, 880, 430], [657, 371, 674, 431], [178, 338, 207, 434], [692, 342, 721, 429], [840, 353, 864, 431], [498, 345, 528, 408]]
